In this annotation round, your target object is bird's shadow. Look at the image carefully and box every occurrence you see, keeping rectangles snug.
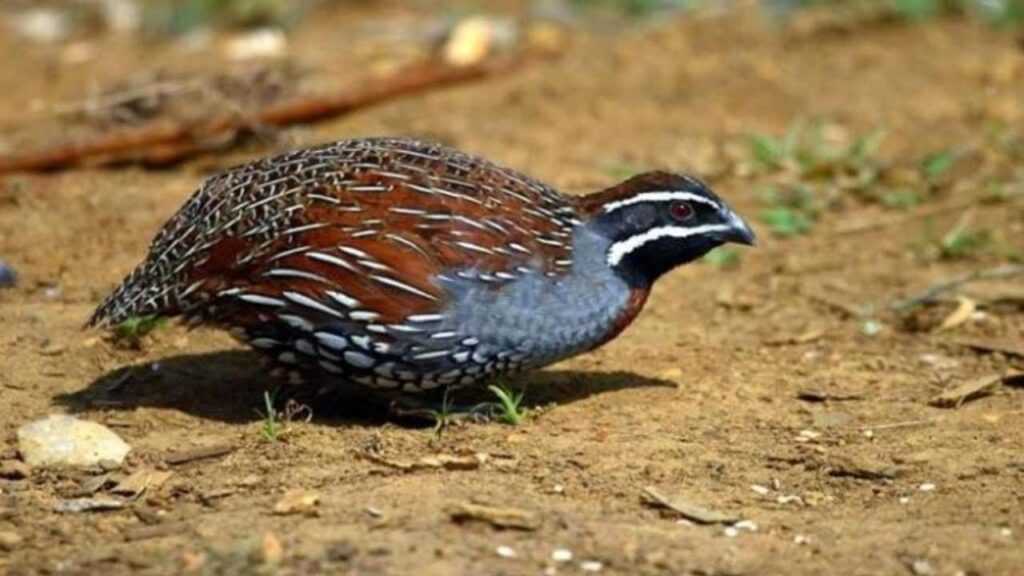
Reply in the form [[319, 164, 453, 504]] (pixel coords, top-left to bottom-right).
[[56, 350, 673, 427]]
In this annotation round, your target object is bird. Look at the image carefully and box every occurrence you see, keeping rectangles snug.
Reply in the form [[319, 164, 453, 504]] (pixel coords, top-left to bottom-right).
[[89, 137, 755, 395]]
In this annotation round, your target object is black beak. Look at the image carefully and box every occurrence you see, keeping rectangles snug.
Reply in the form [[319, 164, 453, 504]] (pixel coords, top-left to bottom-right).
[[725, 211, 757, 246]]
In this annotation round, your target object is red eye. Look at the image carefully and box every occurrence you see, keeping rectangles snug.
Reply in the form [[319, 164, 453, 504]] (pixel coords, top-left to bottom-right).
[[669, 201, 694, 222]]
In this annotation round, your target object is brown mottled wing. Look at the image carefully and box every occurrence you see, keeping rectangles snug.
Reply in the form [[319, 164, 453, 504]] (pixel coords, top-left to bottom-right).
[[89, 138, 580, 328]]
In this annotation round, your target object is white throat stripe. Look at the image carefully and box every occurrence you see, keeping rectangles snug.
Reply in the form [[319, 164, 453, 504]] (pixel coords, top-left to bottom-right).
[[606, 224, 729, 266], [602, 191, 719, 214]]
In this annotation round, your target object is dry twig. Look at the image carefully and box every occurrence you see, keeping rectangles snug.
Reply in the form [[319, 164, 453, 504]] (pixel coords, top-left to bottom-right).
[[891, 264, 1024, 313], [0, 54, 555, 173]]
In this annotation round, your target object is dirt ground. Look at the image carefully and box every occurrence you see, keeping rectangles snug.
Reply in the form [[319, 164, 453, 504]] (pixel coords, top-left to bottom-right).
[[1, 3, 1023, 575]]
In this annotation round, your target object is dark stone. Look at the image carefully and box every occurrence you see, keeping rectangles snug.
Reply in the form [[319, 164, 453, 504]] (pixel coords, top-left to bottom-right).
[[0, 260, 15, 288]]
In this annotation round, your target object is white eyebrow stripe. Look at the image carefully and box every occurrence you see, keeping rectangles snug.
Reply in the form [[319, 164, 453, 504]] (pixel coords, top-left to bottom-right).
[[606, 224, 730, 267], [601, 191, 719, 213]]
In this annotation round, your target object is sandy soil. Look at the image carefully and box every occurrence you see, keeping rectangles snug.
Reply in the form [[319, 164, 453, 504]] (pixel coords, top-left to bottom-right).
[[1, 4, 1023, 575]]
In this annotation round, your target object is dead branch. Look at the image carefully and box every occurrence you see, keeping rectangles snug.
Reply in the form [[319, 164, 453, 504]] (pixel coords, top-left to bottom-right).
[[890, 264, 1024, 313], [0, 53, 552, 173]]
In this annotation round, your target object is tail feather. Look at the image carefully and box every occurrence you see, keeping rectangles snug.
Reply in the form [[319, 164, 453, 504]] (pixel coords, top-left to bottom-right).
[[87, 265, 181, 329]]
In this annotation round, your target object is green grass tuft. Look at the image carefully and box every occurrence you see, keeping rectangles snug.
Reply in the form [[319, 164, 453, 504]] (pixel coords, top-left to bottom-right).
[[486, 383, 526, 426], [114, 315, 168, 346], [257, 389, 281, 443], [703, 246, 742, 269]]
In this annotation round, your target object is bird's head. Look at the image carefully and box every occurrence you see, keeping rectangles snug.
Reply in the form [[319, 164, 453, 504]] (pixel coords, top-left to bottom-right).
[[582, 171, 756, 287]]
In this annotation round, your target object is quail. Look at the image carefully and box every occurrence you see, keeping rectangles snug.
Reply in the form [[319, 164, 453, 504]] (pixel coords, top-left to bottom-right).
[[90, 137, 755, 394]]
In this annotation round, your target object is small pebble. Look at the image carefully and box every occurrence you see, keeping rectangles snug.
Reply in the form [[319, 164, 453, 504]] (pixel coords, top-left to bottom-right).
[[861, 319, 884, 336], [0, 260, 16, 288], [899, 496, 911, 505], [0, 530, 23, 551], [911, 559, 935, 576], [750, 484, 771, 496], [733, 520, 759, 532], [580, 560, 603, 572], [496, 545, 516, 559], [793, 534, 809, 545], [862, 429, 874, 438], [552, 484, 564, 494], [723, 527, 740, 537], [918, 483, 936, 492], [225, 28, 287, 61], [552, 548, 573, 563], [11, 8, 70, 43], [1000, 528, 1012, 537]]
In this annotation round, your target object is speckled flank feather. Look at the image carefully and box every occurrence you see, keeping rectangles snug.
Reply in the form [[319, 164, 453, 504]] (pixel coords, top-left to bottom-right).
[[90, 137, 752, 394], [91, 138, 577, 324], [90, 138, 590, 391]]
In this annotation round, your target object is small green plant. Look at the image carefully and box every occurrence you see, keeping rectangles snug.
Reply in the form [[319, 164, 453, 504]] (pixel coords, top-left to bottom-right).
[[430, 387, 458, 439], [703, 246, 742, 269], [486, 383, 526, 426], [748, 119, 886, 189], [915, 213, 995, 261], [880, 188, 924, 209], [141, 0, 306, 35], [760, 207, 814, 237], [938, 215, 992, 260], [920, 148, 962, 183], [257, 389, 281, 443], [114, 315, 168, 347], [573, 0, 705, 17], [984, 178, 1024, 203], [758, 185, 819, 237], [763, 0, 1024, 28]]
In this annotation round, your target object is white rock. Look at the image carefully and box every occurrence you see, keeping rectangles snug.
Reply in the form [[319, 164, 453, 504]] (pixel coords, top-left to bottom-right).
[[100, 0, 141, 33], [9, 9, 70, 43], [17, 415, 130, 468], [552, 548, 573, 563], [444, 17, 495, 67], [581, 560, 603, 572], [733, 520, 759, 532], [442, 17, 516, 67], [496, 545, 516, 558], [225, 28, 287, 61], [918, 483, 936, 492]]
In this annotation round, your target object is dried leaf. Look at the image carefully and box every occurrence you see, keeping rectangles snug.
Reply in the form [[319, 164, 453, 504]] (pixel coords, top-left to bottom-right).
[[641, 486, 740, 525], [826, 455, 902, 480], [929, 374, 1001, 408], [111, 468, 173, 497], [938, 297, 977, 331], [54, 497, 124, 513], [272, 489, 320, 515], [447, 502, 539, 530], [954, 338, 1024, 358]]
